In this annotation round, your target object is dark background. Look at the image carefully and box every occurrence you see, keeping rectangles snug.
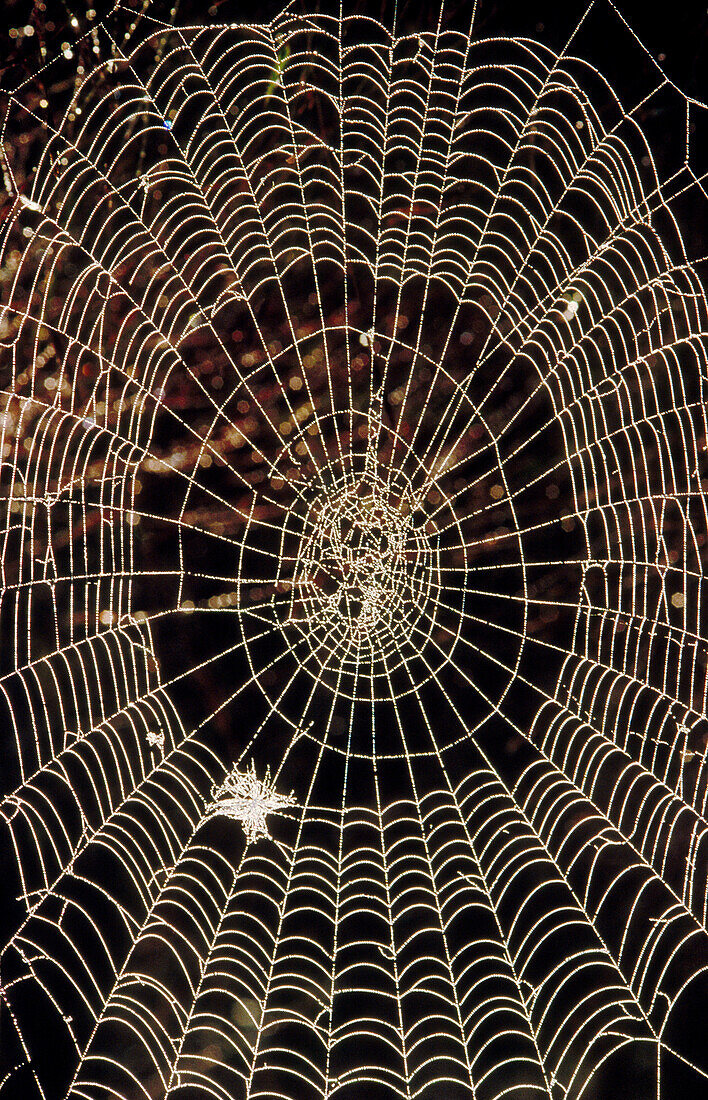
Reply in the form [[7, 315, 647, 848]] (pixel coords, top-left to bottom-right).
[[2, 0, 708, 99]]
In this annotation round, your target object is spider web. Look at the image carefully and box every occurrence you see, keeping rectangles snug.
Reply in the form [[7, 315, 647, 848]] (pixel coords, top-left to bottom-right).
[[1, 2, 708, 1097]]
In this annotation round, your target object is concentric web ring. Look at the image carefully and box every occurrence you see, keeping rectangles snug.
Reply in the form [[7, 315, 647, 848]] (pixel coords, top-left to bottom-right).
[[234, 340, 533, 738], [1, 3, 708, 1099]]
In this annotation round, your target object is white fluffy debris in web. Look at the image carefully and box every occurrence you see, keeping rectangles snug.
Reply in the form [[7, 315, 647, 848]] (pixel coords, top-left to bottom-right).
[[146, 729, 165, 750], [18, 195, 42, 212], [205, 762, 296, 843]]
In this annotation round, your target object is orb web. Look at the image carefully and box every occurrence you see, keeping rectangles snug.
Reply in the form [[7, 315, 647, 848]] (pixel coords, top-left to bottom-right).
[[1, 3, 708, 1099]]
